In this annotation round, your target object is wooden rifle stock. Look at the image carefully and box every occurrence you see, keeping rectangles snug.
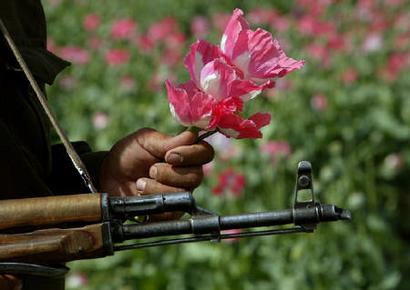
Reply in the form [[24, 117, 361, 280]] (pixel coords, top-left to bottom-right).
[[0, 194, 104, 231], [0, 223, 113, 264], [0, 193, 114, 264], [0, 191, 198, 265]]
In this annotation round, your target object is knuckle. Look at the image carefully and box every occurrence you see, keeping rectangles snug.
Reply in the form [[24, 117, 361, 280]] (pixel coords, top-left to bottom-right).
[[137, 127, 156, 134], [199, 141, 215, 161], [135, 127, 156, 141], [150, 163, 167, 180], [194, 166, 204, 178], [189, 167, 204, 187]]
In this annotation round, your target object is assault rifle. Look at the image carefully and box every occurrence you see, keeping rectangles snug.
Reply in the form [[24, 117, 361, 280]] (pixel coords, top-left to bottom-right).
[[0, 161, 350, 278]]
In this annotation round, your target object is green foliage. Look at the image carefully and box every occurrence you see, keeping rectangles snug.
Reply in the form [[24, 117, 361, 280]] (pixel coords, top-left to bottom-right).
[[43, 0, 409, 289]]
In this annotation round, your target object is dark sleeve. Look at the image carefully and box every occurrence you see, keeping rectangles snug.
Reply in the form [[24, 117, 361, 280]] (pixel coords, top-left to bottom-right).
[[48, 142, 108, 194]]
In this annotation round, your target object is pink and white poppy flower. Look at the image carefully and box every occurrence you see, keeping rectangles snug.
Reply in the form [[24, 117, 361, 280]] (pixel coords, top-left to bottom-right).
[[221, 9, 304, 85], [218, 112, 271, 139], [184, 40, 265, 101], [166, 77, 272, 139], [167, 57, 271, 137], [166, 59, 244, 130], [165, 8, 304, 139], [165, 80, 214, 129]]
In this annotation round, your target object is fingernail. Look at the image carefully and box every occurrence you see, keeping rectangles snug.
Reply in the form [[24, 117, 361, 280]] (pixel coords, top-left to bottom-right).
[[149, 166, 158, 179], [136, 179, 146, 191], [167, 152, 183, 164]]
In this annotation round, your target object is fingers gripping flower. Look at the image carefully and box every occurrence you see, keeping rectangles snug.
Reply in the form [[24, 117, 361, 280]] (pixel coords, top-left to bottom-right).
[[165, 8, 303, 140]]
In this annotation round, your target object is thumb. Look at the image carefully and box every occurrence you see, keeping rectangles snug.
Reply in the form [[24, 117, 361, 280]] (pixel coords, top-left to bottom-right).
[[166, 129, 198, 149], [136, 128, 198, 159]]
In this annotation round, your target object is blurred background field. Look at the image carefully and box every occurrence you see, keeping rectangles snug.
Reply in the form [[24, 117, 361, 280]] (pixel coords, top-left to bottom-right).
[[43, 0, 410, 289]]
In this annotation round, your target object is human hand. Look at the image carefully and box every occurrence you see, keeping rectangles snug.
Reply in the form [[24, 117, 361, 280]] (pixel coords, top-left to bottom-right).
[[0, 275, 21, 290], [99, 128, 214, 218]]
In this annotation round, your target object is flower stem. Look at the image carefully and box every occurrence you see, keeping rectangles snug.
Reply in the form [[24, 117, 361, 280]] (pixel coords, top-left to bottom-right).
[[197, 130, 218, 142]]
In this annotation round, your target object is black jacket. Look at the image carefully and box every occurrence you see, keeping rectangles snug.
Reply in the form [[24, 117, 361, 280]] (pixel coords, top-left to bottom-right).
[[0, 2, 106, 289], [0, 0, 105, 199]]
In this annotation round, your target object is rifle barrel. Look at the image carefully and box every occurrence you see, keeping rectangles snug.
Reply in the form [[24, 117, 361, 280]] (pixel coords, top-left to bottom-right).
[[115, 204, 350, 241]]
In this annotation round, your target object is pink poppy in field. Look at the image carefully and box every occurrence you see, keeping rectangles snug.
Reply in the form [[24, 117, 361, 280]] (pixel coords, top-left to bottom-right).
[[59, 75, 77, 90], [369, 11, 389, 33], [147, 17, 178, 43], [297, 16, 335, 38], [261, 141, 291, 163], [83, 13, 100, 32], [92, 112, 110, 130], [311, 94, 328, 111], [306, 43, 329, 67], [341, 68, 358, 85], [380, 52, 410, 82], [212, 168, 245, 196], [296, 0, 331, 18], [120, 75, 136, 91], [150, 68, 176, 92], [111, 19, 137, 40], [205, 133, 239, 160], [136, 34, 154, 53], [47, 37, 56, 53], [161, 31, 186, 67], [270, 15, 290, 33], [164, 31, 186, 50], [395, 33, 410, 50], [104, 48, 130, 66], [202, 161, 215, 176], [161, 48, 182, 67], [296, 16, 317, 36], [328, 35, 347, 52], [386, 0, 405, 5], [66, 272, 88, 289], [191, 16, 210, 39], [212, 12, 230, 33], [362, 33, 383, 53], [393, 12, 410, 32], [221, 9, 304, 85], [59, 46, 89, 64], [383, 153, 405, 175], [248, 8, 275, 25], [87, 36, 102, 50], [261, 78, 292, 100], [222, 229, 242, 243]]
